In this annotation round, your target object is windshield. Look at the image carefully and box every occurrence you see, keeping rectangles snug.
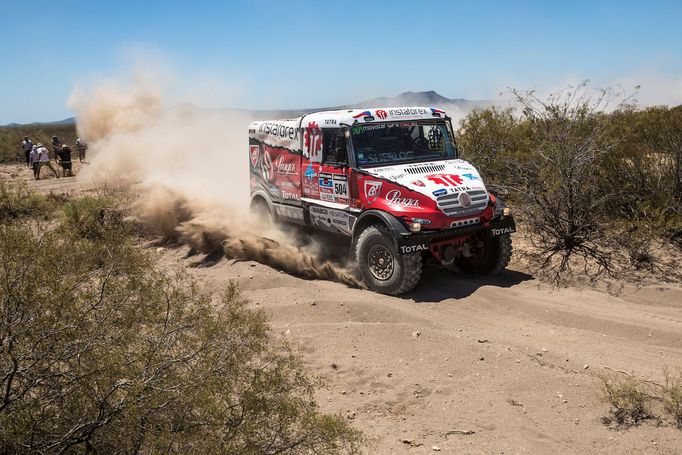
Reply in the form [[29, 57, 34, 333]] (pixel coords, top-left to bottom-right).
[[351, 121, 457, 167]]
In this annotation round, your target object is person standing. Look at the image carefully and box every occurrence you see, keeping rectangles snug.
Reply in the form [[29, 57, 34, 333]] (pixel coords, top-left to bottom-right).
[[52, 135, 62, 164], [76, 138, 88, 163], [29, 145, 40, 179], [57, 145, 73, 177], [36, 143, 59, 179], [21, 136, 33, 167]]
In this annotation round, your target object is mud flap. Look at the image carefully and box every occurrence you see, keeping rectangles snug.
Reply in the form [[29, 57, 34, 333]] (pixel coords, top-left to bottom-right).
[[489, 216, 516, 237]]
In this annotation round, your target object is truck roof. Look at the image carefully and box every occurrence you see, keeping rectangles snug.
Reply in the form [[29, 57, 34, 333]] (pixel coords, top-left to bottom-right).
[[248, 106, 450, 154], [249, 106, 448, 131]]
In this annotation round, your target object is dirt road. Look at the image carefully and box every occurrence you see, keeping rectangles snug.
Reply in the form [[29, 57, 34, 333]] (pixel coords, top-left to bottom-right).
[[5, 162, 682, 454]]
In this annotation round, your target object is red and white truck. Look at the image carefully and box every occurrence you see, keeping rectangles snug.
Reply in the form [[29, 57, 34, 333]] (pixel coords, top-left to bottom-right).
[[248, 107, 516, 295]]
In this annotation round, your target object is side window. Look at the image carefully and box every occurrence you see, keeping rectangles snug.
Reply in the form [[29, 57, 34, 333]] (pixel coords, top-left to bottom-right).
[[323, 129, 348, 165]]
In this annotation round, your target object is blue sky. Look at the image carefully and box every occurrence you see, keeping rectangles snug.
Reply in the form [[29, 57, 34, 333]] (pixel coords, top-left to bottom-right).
[[2, 0, 682, 123]]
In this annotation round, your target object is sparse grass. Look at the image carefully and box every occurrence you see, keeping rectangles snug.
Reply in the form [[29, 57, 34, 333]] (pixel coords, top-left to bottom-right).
[[0, 181, 57, 221], [599, 373, 654, 427], [662, 367, 682, 428]]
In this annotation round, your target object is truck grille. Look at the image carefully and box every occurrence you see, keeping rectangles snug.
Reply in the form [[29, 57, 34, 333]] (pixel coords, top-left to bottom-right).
[[436, 189, 489, 217], [405, 164, 445, 174]]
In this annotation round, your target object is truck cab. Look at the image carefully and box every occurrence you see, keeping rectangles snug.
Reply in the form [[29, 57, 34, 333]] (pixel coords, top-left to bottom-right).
[[249, 107, 515, 295]]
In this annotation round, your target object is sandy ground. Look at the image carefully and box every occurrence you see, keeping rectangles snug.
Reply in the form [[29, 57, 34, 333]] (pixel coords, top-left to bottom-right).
[[3, 162, 682, 454]]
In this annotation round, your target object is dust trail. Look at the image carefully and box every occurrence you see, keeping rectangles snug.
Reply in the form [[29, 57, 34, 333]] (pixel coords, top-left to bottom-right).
[[68, 66, 362, 288]]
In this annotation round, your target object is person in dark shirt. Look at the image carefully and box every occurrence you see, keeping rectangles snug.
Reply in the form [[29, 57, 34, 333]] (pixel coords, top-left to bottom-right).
[[57, 146, 73, 177], [52, 136, 62, 164]]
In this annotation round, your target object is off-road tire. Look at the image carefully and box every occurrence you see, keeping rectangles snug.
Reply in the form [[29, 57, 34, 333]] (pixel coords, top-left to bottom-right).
[[355, 225, 422, 295], [452, 233, 512, 276], [250, 198, 274, 227]]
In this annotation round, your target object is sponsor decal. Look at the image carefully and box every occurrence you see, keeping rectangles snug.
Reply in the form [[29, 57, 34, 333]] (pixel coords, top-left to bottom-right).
[[462, 172, 480, 181], [281, 190, 300, 200], [319, 172, 333, 188], [353, 110, 373, 119], [260, 149, 273, 182], [257, 122, 299, 140], [249, 145, 260, 167], [375, 109, 388, 119], [387, 107, 430, 117], [319, 192, 336, 202], [364, 180, 383, 205], [426, 173, 463, 187], [458, 192, 472, 208], [491, 226, 515, 236], [385, 190, 421, 208], [304, 163, 316, 179], [432, 189, 447, 197], [411, 179, 425, 187], [310, 206, 351, 233], [400, 243, 429, 254], [275, 154, 296, 175], [304, 122, 323, 159], [324, 119, 337, 125]]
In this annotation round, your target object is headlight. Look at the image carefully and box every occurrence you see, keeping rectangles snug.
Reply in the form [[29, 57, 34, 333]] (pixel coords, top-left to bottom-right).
[[503, 207, 511, 217], [408, 222, 421, 232]]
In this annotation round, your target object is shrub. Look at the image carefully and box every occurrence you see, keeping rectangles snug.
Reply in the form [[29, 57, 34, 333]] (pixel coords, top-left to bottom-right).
[[599, 374, 653, 427], [0, 206, 363, 453], [0, 182, 54, 221], [662, 367, 682, 428]]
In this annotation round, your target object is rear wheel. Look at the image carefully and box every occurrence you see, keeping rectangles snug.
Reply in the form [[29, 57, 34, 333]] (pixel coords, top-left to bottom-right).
[[355, 225, 422, 295], [452, 233, 512, 276], [250, 198, 274, 227]]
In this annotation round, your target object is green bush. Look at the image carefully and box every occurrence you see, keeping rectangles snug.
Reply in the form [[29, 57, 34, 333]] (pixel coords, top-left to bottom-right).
[[0, 182, 55, 221], [0, 201, 363, 454]]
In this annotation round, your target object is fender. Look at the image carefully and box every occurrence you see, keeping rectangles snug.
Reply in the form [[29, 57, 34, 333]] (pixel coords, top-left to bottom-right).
[[250, 189, 277, 215], [351, 209, 409, 251]]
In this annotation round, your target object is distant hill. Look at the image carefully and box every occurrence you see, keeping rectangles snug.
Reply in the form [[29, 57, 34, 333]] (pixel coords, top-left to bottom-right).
[[1, 91, 491, 127]]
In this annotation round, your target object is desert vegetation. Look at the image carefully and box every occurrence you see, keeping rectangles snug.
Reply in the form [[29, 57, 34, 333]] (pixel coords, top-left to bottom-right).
[[457, 83, 682, 282], [600, 367, 682, 429], [0, 187, 363, 454]]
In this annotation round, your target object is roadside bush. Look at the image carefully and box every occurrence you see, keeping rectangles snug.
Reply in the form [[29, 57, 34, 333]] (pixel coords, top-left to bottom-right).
[[457, 83, 682, 281], [0, 203, 363, 453], [599, 374, 653, 427], [0, 182, 54, 221], [663, 367, 682, 428]]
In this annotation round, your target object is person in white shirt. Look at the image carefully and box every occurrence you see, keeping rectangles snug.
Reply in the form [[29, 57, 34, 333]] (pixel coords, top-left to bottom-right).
[[29, 145, 40, 180], [36, 143, 59, 180], [21, 136, 33, 167]]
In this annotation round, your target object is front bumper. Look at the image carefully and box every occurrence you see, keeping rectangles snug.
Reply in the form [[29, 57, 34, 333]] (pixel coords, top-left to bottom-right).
[[397, 215, 516, 254]]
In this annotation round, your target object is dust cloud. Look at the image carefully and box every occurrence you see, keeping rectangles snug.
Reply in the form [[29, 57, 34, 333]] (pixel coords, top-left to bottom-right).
[[67, 68, 361, 288]]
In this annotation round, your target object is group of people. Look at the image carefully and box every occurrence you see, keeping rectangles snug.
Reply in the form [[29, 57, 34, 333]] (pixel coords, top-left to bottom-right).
[[20, 135, 88, 180]]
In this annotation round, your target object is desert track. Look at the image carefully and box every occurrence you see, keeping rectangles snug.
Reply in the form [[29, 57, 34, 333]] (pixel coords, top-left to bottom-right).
[[5, 162, 682, 454]]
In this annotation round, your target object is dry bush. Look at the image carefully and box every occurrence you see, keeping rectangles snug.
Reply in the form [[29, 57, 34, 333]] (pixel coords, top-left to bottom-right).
[[0, 196, 364, 454], [662, 367, 682, 428], [599, 374, 654, 427]]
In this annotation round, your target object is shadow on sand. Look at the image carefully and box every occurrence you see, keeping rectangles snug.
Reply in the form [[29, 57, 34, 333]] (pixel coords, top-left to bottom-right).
[[406, 266, 534, 303]]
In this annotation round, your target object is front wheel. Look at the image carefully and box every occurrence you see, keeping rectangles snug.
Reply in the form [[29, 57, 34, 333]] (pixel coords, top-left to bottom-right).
[[452, 233, 512, 276], [250, 198, 274, 228], [355, 225, 422, 295]]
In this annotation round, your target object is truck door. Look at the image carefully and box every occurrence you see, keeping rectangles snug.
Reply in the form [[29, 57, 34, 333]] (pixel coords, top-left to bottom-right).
[[305, 128, 354, 234]]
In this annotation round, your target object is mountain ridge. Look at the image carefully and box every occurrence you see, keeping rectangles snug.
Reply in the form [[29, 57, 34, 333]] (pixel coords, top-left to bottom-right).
[[1, 91, 491, 127]]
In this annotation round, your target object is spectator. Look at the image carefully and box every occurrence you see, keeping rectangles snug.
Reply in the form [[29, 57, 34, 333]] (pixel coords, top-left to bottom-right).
[[52, 135, 62, 164], [21, 136, 33, 167], [57, 145, 73, 177], [36, 143, 59, 180], [29, 145, 40, 180], [76, 138, 88, 162]]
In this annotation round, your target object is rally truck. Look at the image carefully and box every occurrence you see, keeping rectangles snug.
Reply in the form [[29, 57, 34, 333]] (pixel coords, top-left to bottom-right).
[[248, 107, 516, 295]]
